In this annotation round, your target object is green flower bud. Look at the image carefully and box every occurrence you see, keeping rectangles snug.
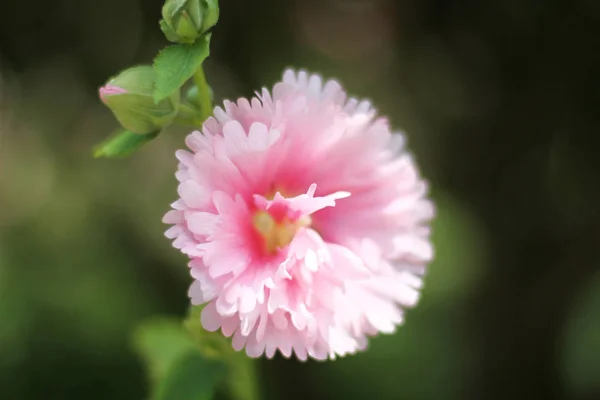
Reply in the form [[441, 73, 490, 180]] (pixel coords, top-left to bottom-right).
[[99, 66, 180, 134], [160, 0, 219, 44]]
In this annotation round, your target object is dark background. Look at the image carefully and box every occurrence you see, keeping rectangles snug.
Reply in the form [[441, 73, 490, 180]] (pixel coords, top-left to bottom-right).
[[1, 0, 599, 399]]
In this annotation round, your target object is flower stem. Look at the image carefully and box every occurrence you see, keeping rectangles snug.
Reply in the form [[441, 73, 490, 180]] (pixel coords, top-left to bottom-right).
[[193, 66, 213, 121], [174, 102, 204, 127]]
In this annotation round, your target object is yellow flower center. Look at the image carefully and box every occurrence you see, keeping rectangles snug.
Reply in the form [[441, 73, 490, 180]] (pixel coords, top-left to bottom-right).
[[252, 211, 311, 254]]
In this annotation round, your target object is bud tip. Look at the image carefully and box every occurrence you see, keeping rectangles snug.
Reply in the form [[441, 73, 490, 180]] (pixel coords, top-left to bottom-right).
[[99, 84, 127, 103]]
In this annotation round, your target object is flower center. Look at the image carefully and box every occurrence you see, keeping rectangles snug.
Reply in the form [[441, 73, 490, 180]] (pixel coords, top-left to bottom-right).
[[252, 211, 311, 254]]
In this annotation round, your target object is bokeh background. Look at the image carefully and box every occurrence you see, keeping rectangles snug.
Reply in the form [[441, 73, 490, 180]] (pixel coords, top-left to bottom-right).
[[1, 0, 600, 399]]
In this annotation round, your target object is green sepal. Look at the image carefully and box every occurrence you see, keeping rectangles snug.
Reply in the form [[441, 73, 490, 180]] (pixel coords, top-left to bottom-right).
[[93, 129, 159, 158]]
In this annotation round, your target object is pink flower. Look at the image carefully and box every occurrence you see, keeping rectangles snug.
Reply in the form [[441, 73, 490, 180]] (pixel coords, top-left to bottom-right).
[[163, 69, 434, 360]]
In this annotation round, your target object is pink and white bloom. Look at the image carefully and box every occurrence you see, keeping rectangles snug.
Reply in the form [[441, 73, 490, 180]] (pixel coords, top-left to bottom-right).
[[163, 69, 434, 360]]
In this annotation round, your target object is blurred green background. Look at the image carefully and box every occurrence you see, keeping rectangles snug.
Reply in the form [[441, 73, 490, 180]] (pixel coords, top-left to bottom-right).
[[1, 0, 599, 399]]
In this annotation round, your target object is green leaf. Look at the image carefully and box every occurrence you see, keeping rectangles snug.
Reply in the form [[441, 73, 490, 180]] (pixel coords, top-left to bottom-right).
[[133, 318, 198, 383], [563, 271, 600, 395], [134, 318, 228, 400], [153, 34, 211, 103], [184, 307, 261, 400], [154, 351, 227, 400], [93, 129, 159, 158]]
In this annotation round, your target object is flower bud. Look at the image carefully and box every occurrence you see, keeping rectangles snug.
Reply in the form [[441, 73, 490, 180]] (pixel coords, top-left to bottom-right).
[[160, 0, 219, 44], [99, 66, 180, 134]]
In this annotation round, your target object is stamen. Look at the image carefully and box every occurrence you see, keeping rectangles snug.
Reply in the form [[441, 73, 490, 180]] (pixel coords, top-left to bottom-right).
[[252, 211, 311, 254]]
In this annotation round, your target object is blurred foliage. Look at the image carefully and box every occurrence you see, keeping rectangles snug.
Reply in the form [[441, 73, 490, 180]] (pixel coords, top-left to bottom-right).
[[184, 307, 261, 400], [563, 271, 600, 397], [134, 317, 227, 400], [135, 318, 202, 384], [1, 0, 600, 400], [153, 351, 225, 400]]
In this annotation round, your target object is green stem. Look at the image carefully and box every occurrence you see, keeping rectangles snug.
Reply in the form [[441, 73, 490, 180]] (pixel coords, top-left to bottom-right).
[[193, 66, 213, 121], [174, 102, 204, 127]]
